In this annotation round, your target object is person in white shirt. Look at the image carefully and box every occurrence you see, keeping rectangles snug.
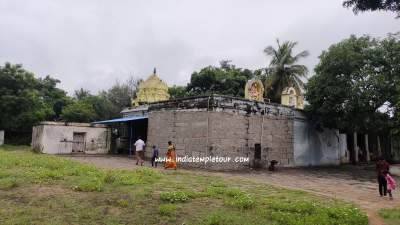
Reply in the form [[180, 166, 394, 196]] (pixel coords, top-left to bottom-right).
[[134, 136, 145, 166]]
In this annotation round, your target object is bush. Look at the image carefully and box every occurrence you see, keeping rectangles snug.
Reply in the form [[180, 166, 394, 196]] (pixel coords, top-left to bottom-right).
[[159, 204, 178, 216], [72, 178, 104, 192], [227, 193, 255, 209], [0, 178, 18, 190], [160, 191, 189, 203]]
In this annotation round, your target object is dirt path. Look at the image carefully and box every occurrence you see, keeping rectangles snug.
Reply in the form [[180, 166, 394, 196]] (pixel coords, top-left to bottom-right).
[[66, 156, 400, 225]]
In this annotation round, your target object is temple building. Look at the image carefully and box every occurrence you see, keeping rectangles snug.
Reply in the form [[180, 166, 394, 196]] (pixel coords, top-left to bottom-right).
[[132, 68, 170, 106], [33, 73, 352, 170]]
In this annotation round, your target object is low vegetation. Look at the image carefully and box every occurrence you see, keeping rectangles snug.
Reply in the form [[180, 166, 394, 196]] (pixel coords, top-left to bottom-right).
[[0, 145, 368, 225], [379, 208, 400, 225]]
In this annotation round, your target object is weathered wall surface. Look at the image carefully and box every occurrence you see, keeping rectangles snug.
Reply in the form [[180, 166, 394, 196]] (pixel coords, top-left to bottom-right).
[[293, 114, 347, 166], [0, 130, 4, 146], [146, 96, 294, 170], [32, 122, 110, 154]]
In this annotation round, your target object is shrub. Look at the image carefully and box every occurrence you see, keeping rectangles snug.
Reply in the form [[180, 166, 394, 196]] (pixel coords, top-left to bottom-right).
[[226, 193, 255, 209], [0, 178, 18, 190], [72, 178, 104, 192], [116, 199, 130, 208], [159, 204, 178, 216], [160, 191, 189, 203]]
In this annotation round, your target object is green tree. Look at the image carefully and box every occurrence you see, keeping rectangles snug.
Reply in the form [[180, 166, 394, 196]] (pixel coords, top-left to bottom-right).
[[0, 63, 55, 131], [37, 76, 71, 120], [74, 88, 91, 100], [105, 77, 141, 110], [82, 95, 118, 121], [343, 0, 400, 17], [305, 35, 397, 134], [187, 61, 254, 97], [60, 101, 96, 123], [263, 40, 309, 103], [169, 85, 188, 99]]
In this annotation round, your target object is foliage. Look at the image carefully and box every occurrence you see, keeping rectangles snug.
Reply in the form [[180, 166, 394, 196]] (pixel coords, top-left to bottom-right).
[[60, 101, 96, 122], [379, 207, 400, 225], [160, 191, 190, 203], [263, 40, 309, 103], [187, 61, 254, 97], [0, 177, 18, 190], [104, 76, 141, 111], [159, 204, 179, 216], [72, 178, 104, 192], [0, 63, 61, 131], [169, 85, 188, 99], [343, 0, 400, 17], [226, 193, 255, 209], [305, 35, 398, 133]]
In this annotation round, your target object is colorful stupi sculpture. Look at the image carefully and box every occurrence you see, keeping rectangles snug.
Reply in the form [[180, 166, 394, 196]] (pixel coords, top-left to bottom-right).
[[132, 68, 170, 106], [281, 86, 304, 109], [244, 79, 264, 102]]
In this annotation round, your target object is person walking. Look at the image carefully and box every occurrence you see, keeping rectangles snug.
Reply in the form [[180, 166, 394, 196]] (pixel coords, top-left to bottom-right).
[[384, 171, 397, 200], [164, 141, 177, 170], [134, 136, 145, 166], [151, 145, 159, 167], [376, 157, 390, 197]]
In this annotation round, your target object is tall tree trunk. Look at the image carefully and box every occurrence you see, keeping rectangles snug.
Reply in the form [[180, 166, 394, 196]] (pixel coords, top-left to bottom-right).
[[377, 135, 382, 157], [354, 132, 358, 163], [365, 134, 370, 162]]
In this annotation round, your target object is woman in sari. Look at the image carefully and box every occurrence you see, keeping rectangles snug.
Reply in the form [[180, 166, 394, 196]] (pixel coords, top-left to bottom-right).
[[164, 141, 177, 170]]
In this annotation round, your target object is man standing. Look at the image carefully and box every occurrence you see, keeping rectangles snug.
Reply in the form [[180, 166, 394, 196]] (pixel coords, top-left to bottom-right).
[[376, 157, 390, 197], [134, 136, 145, 166]]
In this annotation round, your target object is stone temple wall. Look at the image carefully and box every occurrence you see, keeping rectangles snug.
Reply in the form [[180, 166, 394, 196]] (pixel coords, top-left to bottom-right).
[[145, 95, 294, 170]]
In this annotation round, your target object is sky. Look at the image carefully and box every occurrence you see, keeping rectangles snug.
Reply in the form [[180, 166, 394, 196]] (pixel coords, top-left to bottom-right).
[[0, 0, 398, 95]]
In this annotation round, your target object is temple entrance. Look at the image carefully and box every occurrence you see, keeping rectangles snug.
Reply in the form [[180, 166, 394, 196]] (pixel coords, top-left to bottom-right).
[[92, 116, 148, 156]]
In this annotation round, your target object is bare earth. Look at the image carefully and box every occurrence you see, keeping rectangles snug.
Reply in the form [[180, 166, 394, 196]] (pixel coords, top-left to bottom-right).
[[65, 155, 400, 225]]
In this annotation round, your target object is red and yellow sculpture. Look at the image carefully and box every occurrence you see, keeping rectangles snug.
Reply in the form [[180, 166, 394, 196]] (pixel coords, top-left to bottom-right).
[[245, 79, 264, 102]]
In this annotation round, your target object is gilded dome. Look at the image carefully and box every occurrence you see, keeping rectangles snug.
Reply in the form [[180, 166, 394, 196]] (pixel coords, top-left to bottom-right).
[[132, 69, 170, 106]]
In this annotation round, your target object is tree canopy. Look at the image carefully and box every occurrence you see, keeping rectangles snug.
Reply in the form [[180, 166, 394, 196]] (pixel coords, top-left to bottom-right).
[[343, 0, 400, 17], [305, 35, 399, 133], [0, 63, 67, 131], [264, 40, 309, 103], [186, 61, 254, 97]]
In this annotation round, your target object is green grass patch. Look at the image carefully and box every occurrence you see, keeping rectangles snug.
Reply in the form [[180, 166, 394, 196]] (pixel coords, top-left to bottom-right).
[[159, 203, 179, 216], [0, 177, 18, 190], [160, 191, 190, 203], [0, 145, 369, 225], [379, 207, 400, 225]]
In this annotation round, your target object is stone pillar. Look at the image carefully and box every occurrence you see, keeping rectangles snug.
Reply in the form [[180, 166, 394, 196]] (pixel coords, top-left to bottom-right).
[[353, 132, 358, 163], [365, 134, 370, 162]]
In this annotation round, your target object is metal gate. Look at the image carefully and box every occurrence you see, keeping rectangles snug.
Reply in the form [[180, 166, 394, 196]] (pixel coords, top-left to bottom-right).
[[72, 132, 85, 153]]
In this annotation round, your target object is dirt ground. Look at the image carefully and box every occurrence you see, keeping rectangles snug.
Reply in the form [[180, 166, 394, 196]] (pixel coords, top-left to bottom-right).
[[65, 155, 400, 225]]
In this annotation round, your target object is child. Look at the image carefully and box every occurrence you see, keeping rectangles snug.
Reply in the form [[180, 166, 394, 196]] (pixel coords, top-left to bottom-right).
[[384, 171, 397, 200], [151, 145, 159, 167]]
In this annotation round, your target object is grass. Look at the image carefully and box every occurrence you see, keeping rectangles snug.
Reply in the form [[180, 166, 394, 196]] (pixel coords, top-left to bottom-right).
[[0, 144, 369, 225], [379, 208, 400, 225]]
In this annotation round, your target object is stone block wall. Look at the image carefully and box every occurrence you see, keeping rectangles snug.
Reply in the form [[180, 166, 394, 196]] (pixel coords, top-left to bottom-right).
[[146, 96, 294, 170]]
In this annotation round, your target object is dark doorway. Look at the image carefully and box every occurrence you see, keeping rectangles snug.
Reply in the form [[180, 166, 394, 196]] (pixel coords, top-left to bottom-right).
[[254, 143, 261, 160], [72, 132, 86, 153]]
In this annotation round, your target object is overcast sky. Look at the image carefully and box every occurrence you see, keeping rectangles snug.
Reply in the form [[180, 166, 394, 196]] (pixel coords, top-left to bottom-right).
[[0, 0, 398, 95]]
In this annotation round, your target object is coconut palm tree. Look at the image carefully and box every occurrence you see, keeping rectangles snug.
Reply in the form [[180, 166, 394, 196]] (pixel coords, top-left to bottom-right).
[[263, 40, 309, 103]]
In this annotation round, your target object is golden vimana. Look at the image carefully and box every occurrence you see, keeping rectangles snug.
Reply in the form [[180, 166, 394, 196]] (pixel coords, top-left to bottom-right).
[[132, 68, 170, 106]]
